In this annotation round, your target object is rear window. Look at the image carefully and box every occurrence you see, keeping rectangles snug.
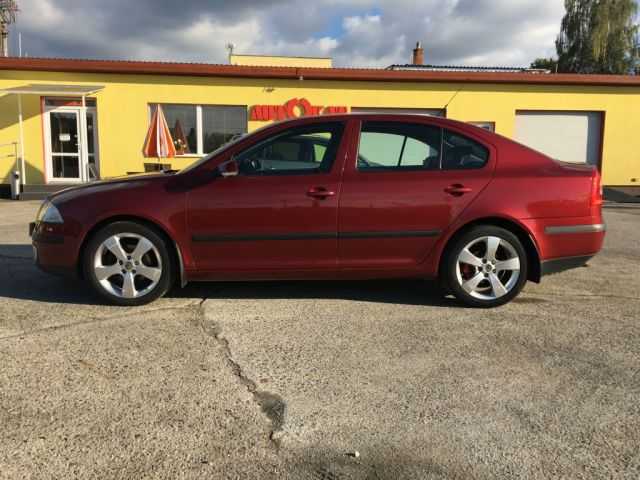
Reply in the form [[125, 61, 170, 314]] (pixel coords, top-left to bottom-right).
[[357, 121, 441, 171], [442, 130, 489, 170]]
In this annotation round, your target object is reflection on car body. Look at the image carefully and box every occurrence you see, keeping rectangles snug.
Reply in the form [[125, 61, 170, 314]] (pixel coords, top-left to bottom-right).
[[31, 114, 605, 307]]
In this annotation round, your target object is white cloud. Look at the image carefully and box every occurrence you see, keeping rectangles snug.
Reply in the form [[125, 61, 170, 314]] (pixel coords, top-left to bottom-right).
[[9, 0, 566, 68]]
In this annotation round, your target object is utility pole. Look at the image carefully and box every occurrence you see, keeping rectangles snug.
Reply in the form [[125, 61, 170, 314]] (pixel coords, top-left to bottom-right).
[[0, 0, 19, 57]]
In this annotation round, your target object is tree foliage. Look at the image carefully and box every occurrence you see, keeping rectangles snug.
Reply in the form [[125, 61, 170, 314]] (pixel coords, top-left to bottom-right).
[[555, 0, 639, 74], [530, 57, 559, 71]]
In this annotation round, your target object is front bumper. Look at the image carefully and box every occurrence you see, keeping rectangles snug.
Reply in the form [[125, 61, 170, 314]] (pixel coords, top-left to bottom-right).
[[30, 221, 78, 278]]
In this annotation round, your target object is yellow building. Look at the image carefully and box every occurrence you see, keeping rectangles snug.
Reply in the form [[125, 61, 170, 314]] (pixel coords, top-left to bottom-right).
[[0, 55, 639, 199], [230, 54, 332, 68]]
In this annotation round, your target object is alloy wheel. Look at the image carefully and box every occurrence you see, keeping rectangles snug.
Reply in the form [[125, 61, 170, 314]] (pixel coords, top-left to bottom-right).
[[93, 232, 163, 299], [455, 235, 521, 301]]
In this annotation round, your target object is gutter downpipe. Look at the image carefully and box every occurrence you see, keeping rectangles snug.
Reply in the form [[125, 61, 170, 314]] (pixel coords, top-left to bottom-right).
[[17, 92, 26, 189]]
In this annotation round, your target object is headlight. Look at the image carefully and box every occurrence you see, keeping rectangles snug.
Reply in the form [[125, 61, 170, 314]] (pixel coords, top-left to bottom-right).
[[36, 201, 64, 224]]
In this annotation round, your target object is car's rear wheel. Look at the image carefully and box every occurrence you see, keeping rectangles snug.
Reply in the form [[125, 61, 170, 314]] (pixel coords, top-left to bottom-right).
[[442, 226, 528, 308], [83, 221, 173, 306]]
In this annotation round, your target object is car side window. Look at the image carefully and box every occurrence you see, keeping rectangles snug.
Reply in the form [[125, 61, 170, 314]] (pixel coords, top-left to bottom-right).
[[357, 122, 441, 171], [442, 130, 489, 170], [235, 123, 344, 175]]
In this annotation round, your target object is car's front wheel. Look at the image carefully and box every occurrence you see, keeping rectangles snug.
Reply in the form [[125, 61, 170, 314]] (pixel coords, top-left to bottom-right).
[[83, 221, 173, 306], [442, 226, 528, 308]]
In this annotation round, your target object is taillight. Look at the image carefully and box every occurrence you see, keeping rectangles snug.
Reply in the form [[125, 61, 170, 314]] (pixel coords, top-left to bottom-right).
[[591, 169, 603, 207]]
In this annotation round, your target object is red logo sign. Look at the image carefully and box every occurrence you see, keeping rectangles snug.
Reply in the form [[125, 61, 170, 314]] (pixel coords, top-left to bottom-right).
[[250, 98, 347, 121]]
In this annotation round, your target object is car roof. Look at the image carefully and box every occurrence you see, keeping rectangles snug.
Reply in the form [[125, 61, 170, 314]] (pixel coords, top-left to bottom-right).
[[275, 113, 501, 144]]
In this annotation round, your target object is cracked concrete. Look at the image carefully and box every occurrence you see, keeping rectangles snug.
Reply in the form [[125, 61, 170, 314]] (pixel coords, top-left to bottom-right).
[[197, 298, 287, 449], [1, 200, 639, 479]]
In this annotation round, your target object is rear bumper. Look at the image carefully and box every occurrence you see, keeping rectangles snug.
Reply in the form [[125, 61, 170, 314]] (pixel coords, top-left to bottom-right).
[[544, 223, 606, 235], [541, 254, 593, 277], [521, 217, 605, 261]]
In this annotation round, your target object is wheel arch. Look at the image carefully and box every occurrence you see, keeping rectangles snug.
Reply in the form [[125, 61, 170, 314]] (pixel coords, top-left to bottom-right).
[[77, 215, 186, 287], [438, 216, 541, 283]]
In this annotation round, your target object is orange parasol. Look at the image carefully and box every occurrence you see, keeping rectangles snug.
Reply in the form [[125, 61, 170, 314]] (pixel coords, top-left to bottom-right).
[[143, 105, 176, 159]]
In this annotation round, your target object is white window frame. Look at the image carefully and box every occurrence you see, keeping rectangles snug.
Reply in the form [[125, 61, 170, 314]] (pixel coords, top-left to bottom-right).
[[149, 103, 247, 157], [43, 103, 100, 183]]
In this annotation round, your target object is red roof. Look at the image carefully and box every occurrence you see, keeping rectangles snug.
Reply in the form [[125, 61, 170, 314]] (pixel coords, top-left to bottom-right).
[[1, 56, 639, 87]]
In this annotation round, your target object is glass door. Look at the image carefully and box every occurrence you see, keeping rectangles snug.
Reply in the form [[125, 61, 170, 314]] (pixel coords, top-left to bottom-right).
[[44, 102, 99, 183], [48, 110, 81, 181]]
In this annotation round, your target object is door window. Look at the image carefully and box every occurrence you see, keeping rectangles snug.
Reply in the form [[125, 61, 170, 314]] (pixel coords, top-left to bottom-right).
[[49, 111, 80, 179], [442, 130, 489, 170], [236, 123, 344, 175], [357, 122, 441, 170]]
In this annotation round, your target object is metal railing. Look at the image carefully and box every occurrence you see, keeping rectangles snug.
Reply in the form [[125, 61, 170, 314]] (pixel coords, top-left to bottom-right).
[[0, 141, 18, 175], [0, 141, 20, 199]]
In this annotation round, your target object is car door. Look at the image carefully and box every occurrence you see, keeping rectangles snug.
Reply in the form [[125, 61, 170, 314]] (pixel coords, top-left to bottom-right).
[[186, 120, 349, 276], [338, 119, 495, 270]]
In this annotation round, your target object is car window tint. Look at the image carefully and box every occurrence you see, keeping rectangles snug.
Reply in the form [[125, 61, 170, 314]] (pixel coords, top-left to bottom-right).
[[442, 130, 489, 170], [402, 137, 431, 166], [357, 122, 441, 171], [313, 143, 328, 163], [236, 123, 344, 175]]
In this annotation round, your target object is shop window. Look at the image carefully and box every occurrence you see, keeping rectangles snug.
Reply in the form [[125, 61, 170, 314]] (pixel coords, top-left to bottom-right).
[[202, 106, 248, 154], [468, 121, 495, 132], [150, 104, 247, 156]]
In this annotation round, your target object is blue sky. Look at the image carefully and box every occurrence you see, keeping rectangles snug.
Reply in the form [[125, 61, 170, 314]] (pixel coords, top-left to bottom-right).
[[8, 0, 565, 68]]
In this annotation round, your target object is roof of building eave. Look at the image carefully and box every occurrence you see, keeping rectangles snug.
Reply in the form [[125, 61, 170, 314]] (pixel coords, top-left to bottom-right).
[[0, 83, 104, 96], [0, 57, 639, 87], [388, 64, 550, 74]]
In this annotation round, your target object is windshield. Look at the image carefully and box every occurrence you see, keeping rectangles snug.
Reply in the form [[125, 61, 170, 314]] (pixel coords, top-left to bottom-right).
[[178, 133, 248, 174]]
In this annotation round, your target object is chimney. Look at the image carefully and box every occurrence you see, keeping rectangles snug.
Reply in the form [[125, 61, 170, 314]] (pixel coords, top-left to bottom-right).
[[412, 41, 424, 65]]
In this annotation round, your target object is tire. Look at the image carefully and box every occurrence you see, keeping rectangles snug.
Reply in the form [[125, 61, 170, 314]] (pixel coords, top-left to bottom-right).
[[442, 225, 528, 308], [83, 221, 174, 306]]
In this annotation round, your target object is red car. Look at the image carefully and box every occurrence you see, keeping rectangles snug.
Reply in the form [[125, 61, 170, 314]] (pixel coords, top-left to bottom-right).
[[30, 114, 605, 307]]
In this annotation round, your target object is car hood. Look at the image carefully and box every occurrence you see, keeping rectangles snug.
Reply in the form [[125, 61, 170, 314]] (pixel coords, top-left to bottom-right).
[[49, 172, 172, 204]]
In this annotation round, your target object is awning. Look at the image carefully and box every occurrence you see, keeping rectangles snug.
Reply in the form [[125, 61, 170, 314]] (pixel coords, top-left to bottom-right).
[[0, 84, 104, 191], [0, 84, 104, 96]]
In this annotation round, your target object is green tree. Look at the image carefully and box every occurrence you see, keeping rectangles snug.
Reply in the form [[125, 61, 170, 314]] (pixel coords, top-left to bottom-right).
[[556, 0, 639, 74], [530, 57, 558, 71], [590, 0, 639, 73]]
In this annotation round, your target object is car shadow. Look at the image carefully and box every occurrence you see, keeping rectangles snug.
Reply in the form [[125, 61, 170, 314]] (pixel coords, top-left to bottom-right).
[[170, 279, 459, 308], [0, 243, 33, 259], [0, 243, 460, 308]]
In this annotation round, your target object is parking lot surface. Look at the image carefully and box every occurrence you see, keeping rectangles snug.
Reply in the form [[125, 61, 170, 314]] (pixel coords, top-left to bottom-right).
[[1, 200, 639, 479]]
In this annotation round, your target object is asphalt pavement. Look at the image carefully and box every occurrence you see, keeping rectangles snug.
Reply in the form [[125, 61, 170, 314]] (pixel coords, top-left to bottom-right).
[[1, 200, 638, 479]]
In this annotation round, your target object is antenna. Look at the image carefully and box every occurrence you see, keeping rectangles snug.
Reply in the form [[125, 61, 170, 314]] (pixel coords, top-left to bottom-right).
[[226, 42, 235, 63], [0, 0, 18, 57]]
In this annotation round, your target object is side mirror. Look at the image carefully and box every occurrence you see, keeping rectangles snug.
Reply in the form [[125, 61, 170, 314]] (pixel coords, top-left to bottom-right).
[[217, 158, 239, 178]]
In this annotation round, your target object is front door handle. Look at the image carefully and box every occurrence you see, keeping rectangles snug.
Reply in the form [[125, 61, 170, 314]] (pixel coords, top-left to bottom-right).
[[444, 184, 473, 196], [307, 187, 336, 199]]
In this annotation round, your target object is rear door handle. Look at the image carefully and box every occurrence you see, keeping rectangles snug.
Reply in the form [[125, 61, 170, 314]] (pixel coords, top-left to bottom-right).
[[444, 184, 473, 196], [307, 187, 336, 199]]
